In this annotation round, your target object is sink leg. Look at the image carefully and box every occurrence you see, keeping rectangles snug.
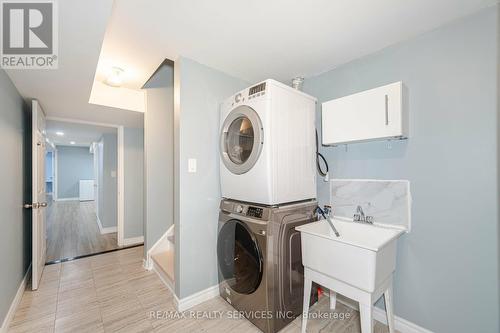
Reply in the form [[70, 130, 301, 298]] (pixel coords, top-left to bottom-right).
[[301, 277, 312, 333], [384, 286, 395, 333], [329, 289, 336, 310], [359, 303, 373, 333]]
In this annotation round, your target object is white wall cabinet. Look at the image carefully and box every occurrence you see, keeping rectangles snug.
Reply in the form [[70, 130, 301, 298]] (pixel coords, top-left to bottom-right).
[[321, 82, 407, 145]]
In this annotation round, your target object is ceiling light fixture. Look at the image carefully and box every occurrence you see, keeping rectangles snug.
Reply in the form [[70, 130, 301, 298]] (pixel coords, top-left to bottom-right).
[[105, 67, 125, 87], [70, 141, 76, 145], [56, 131, 64, 136]]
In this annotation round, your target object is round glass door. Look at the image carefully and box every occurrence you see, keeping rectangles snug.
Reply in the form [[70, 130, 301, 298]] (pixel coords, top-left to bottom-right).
[[220, 106, 263, 175], [217, 220, 263, 294]]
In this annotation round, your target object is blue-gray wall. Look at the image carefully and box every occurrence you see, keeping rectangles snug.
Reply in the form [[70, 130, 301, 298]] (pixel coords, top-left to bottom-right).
[[303, 6, 499, 333], [124, 127, 144, 238], [143, 62, 175, 253], [175, 57, 248, 298], [97, 133, 117, 228], [56, 146, 93, 199], [0, 69, 31, 326], [45, 152, 53, 193]]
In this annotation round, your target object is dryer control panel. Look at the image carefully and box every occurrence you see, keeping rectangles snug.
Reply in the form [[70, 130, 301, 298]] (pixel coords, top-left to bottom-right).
[[249, 82, 266, 96]]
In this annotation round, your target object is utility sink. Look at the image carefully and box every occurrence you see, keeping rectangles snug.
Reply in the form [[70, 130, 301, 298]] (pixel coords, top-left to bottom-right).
[[296, 218, 406, 333], [296, 218, 404, 292]]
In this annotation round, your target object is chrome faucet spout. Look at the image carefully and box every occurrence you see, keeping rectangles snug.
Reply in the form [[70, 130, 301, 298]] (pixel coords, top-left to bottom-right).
[[315, 205, 340, 237]]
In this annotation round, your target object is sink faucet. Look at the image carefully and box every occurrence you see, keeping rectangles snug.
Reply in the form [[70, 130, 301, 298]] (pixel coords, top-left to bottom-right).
[[316, 205, 340, 237], [353, 205, 374, 224]]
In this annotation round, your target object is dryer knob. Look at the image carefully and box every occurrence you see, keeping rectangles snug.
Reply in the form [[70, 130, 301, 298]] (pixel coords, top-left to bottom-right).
[[235, 93, 242, 103], [235, 205, 243, 213]]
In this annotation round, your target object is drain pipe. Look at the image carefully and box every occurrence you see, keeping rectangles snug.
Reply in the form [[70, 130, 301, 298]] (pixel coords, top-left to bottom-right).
[[291, 76, 305, 91]]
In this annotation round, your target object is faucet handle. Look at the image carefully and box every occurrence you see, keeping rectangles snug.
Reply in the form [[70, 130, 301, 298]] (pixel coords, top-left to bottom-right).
[[323, 205, 332, 217]]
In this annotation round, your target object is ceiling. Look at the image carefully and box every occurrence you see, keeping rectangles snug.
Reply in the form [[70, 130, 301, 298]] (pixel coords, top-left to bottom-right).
[[97, 0, 498, 89], [5, 0, 498, 121], [46, 120, 116, 147], [5, 0, 143, 128]]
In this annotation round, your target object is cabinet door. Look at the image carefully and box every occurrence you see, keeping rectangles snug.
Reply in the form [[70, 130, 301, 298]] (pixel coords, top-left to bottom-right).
[[321, 82, 403, 145]]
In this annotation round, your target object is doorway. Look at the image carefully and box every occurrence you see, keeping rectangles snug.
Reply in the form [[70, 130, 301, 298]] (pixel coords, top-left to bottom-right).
[[44, 119, 121, 262]]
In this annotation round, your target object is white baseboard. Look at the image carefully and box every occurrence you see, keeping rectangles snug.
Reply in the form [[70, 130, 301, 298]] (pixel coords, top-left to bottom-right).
[[122, 236, 144, 246], [174, 285, 219, 312], [336, 295, 434, 333], [96, 215, 117, 234], [372, 306, 434, 333], [54, 197, 79, 202], [1, 264, 31, 333], [143, 258, 152, 271]]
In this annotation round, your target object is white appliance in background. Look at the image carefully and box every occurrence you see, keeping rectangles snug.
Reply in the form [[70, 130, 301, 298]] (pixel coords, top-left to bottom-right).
[[79, 179, 94, 201], [322, 81, 408, 145], [219, 79, 317, 205]]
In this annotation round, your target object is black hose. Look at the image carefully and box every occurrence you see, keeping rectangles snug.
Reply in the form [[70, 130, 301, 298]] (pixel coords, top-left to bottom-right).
[[316, 130, 329, 177]]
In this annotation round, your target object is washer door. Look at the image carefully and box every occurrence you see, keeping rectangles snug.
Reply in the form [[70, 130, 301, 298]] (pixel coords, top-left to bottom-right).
[[217, 219, 263, 294], [220, 105, 263, 175]]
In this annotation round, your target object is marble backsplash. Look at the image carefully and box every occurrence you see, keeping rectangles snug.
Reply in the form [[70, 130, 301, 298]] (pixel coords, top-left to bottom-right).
[[330, 179, 411, 231]]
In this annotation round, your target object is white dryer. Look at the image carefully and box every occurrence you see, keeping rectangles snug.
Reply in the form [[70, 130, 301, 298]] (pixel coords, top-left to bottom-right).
[[219, 79, 317, 205]]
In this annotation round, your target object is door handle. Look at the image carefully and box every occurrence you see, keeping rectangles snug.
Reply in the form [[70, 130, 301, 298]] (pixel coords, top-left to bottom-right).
[[23, 202, 47, 209], [24, 203, 39, 209]]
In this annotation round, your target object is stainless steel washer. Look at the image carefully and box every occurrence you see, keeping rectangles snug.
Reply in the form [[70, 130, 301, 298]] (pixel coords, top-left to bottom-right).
[[217, 199, 318, 333]]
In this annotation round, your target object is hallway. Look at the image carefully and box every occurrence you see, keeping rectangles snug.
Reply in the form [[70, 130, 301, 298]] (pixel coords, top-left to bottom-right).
[[8, 247, 395, 333], [46, 200, 118, 262]]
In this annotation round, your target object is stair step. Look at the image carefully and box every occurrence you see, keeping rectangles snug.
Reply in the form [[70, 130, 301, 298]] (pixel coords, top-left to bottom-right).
[[151, 250, 174, 281]]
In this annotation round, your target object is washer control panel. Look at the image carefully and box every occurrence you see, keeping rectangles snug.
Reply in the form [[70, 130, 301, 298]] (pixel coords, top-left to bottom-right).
[[246, 206, 263, 218], [235, 204, 244, 213], [221, 200, 269, 220]]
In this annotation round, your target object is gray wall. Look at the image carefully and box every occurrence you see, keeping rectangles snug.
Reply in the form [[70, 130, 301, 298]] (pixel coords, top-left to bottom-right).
[[45, 152, 53, 193], [97, 140, 104, 223], [0, 69, 31, 326], [56, 146, 93, 199], [97, 133, 117, 228], [124, 127, 144, 238], [143, 63, 174, 252], [303, 6, 499, 333], [175, 57, 248, 298]]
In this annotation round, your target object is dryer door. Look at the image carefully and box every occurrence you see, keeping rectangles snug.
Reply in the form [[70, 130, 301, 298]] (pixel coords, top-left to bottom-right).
[[217, 219, 263, 294], [220, 105, 263, 175]]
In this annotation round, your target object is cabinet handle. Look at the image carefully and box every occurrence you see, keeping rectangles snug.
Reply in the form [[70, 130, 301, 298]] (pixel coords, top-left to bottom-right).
[[384, 94, 389, 126]]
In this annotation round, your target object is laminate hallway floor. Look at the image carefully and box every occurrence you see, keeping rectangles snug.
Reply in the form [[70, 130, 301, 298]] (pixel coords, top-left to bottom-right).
[[9, 246, 396, 333], [46, 200, 118, 262]]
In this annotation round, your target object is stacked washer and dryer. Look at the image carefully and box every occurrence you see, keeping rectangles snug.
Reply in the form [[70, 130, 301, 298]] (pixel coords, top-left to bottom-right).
[[217, 79, 318, 333]]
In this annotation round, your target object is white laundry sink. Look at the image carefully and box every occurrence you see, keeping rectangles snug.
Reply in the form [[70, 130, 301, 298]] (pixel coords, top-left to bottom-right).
[[296, 219, 404, 292]]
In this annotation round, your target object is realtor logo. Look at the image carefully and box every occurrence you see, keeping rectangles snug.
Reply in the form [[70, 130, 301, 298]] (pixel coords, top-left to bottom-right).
[[1, 0, 58, 69]]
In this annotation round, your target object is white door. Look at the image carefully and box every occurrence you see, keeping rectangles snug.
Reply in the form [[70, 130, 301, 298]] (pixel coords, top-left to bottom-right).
[[29, 100, 47, 290]]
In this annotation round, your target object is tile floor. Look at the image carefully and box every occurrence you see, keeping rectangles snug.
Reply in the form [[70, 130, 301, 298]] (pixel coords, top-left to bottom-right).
[[9, 246, 394, 333]]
